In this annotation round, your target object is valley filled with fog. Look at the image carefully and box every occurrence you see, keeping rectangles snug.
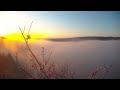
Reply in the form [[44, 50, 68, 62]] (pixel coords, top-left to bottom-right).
[[0, 38, 120, 79]]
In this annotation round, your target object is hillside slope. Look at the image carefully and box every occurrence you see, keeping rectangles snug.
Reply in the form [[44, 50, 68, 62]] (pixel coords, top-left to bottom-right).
[[0, 53, 29, 79]]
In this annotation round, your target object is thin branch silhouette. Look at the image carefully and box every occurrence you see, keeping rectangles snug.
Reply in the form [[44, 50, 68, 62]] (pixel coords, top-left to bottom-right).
[[18, 21, 49, 79]]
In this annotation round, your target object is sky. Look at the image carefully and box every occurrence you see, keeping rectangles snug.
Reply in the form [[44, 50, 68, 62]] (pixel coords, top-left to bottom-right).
[[0, 11, 120, 38]]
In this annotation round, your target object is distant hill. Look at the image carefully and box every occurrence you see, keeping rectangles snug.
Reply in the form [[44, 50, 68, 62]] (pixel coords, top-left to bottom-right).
[[38, 36, 120, 42]]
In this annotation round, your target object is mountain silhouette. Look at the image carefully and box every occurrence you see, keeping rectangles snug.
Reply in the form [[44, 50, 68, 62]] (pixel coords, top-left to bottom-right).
[[36, 36, 120, 42]]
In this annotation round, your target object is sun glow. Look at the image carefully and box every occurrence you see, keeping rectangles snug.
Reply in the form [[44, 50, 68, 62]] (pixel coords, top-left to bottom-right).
[[0, 11, 57, 40], [3, 32, 47, 42], [0, 11, 33, 36]]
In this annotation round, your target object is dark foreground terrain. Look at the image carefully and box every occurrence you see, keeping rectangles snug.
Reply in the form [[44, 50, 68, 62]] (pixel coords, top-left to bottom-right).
[[0, 53, 29, 79]]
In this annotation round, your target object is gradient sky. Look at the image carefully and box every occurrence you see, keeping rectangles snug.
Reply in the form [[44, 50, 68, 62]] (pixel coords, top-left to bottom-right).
[[0, 11, 120, 38]]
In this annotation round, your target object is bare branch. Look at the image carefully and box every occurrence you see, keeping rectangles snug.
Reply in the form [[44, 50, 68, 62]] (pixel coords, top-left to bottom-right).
[[19, 22, 49, 79], [23, 26, 25, 34], [28, 21, 33, 36]]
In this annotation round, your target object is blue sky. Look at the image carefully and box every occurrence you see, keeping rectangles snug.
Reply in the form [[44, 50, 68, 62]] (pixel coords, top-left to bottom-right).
[[0, 11, 120, 38], [30, 11, 120, 37]]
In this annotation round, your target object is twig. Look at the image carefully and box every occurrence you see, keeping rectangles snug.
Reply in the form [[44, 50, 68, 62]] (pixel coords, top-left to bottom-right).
[[28, 21, 33, 36], [19, 24, 49, 79]]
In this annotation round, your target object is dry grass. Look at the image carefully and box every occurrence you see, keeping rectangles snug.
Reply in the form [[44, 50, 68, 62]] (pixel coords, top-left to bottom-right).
[[0, 53, 32, 79], [89, 64, 112, 79]]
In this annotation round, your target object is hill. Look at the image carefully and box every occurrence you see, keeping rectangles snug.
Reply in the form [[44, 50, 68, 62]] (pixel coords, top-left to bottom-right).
[[43, 36, 120, 42]]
